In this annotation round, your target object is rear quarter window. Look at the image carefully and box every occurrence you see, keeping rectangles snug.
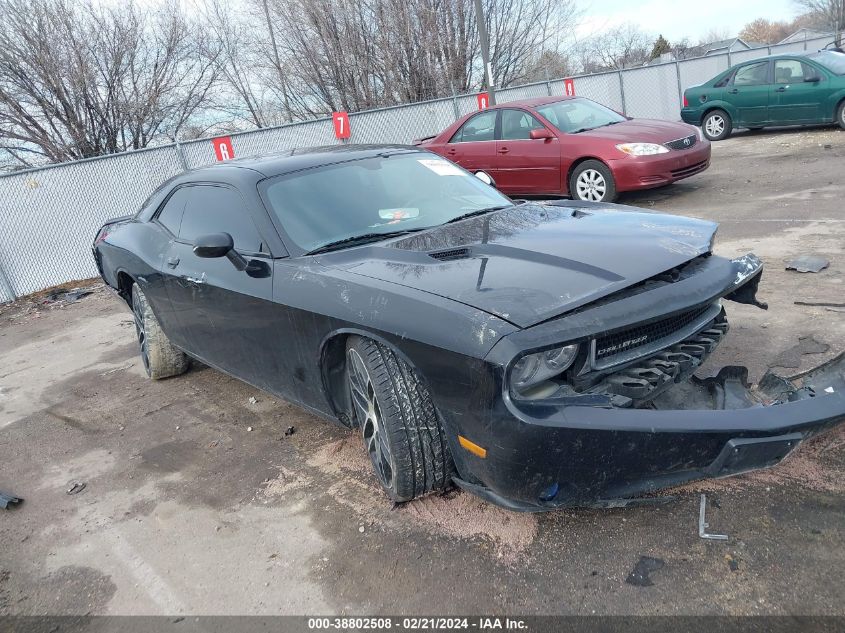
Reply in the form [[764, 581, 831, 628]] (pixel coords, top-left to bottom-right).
[[155, 188, 190, 236]]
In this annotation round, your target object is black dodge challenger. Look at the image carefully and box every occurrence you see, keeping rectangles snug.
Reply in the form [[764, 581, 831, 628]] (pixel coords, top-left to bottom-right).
[[93, 145, 845, 511]]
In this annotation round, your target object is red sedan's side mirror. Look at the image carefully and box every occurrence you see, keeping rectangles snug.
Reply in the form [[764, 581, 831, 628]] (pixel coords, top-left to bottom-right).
[[530, 128, 554, 140]]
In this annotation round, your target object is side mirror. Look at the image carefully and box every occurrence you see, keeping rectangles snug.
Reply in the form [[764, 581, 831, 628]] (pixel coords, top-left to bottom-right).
[[193, 233, 233, 258], [529, 128, 554, 140], [474, 171, 497, 188], [804, 75, 821, 83], [193, 232, 249, 271]]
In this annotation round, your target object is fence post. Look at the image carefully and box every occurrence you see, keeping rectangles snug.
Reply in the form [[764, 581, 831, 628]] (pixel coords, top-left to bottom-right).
[[0, 259, 16, 302], [545, 67, 552, 96], [727, 50, 732, 69], [618, 71, 627, 115], [675, 61, 683, 107], [175, 138, 189, 171]]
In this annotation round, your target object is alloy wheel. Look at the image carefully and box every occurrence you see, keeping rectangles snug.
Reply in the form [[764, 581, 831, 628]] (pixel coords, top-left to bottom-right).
[[576, 169, 607, 201], [348, 348, 395, 491], [705, 114, 725, 138], [133, 295, 150, 375]]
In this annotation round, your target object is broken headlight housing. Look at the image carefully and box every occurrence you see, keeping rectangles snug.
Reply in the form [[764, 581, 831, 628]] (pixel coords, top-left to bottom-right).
[[510, 344, 579, 398]]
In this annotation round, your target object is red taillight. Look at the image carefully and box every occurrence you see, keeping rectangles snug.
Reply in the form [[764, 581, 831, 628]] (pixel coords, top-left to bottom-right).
[[683, 94, 689, 108], [94, 226, 111, 246]]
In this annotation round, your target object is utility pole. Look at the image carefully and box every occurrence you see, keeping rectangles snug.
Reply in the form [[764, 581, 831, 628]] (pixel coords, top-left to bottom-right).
[[472, 0, 496, 105], [261, 0, 292, 121]]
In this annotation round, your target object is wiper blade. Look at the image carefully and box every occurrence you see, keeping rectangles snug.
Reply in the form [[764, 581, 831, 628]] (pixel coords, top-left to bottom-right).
[[306, 229, 426, 255], [571, 121, 622, 134], [445, 205, 512, 224]]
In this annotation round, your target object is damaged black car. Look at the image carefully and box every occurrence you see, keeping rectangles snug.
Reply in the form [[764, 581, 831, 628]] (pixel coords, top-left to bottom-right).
[[93, 145, 845, 511]]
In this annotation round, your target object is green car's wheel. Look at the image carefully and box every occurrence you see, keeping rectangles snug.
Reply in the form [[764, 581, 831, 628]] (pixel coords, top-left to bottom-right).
[[837, 101, 845, 131], [702, 109, 732, 141]]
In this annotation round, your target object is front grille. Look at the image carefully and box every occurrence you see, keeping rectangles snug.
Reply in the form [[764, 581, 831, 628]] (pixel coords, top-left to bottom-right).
[[665, 134, 698, 150], [594, 304, 712, 362], [671, 160, 708, 178]]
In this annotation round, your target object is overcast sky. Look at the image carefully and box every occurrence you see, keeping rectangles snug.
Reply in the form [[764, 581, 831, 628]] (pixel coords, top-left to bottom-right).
[[577, 0, 799, 43]]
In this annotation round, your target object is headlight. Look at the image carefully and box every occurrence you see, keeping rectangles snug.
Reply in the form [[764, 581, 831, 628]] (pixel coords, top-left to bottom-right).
[[511, 344, 579, 391], [615, 143, 669, 156]]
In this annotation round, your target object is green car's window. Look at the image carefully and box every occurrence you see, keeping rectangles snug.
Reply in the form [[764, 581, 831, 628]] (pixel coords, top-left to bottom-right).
[[774, 60, 817, 83], [808, 51, 845, 75], [732, 62, 769, 86]]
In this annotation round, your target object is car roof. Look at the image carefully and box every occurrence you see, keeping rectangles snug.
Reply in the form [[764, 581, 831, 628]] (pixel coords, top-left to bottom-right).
[[486, 96, 577, 110], [184, 144, 423, 179]]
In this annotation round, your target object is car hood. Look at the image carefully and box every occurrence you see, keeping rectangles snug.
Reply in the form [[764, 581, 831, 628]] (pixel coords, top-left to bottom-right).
[[578, 119, 697, 143], [317, 203, 718, 328]]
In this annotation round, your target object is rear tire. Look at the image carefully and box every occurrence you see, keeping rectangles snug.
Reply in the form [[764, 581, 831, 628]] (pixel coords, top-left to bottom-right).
[[837, 101, 845, 131], [569, 160, 617, 203], [131, 283, 189, 380], [346, 336, 455, 502], [702, 109, 732, 141]]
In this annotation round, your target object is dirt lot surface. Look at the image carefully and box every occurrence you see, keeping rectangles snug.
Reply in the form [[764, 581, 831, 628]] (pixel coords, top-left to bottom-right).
[[1, 126, 844, 616]]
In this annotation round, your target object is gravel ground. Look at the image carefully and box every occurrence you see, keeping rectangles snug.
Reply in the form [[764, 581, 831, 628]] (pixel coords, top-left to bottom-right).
[[1, 125, 843, 617]]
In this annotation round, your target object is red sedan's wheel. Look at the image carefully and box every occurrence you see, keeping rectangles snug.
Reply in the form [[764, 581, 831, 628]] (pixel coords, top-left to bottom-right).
[[570, 160, 617, 203]]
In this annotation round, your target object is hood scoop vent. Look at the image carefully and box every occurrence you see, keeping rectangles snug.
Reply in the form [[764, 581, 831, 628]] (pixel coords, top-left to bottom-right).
[[428, 247, 470, 261]]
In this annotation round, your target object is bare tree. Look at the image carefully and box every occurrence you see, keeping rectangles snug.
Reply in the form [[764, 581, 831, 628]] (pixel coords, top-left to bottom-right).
[[0, 0, 218, 166], [578, 24, 653, 71], [740, 18, 792, 44], [795, 0, 845, 44]]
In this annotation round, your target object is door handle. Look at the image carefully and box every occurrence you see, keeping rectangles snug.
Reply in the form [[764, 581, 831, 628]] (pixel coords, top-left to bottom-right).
[[446, 148, 457, 155], [776, 86, 787, 92], [497, 147, 509, 154], [728, 89, 738, 94], [166, 257, 180, 269]]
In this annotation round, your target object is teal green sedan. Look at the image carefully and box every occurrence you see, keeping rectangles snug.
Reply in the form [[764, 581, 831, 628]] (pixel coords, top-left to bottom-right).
[[681, 50, 845, 140]]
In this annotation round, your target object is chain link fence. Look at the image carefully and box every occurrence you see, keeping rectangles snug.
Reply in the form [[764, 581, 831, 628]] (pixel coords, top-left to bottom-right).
[[0, 35, 833, 303]]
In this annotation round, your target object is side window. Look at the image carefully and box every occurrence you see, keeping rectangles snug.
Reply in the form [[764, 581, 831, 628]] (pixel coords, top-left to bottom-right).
[[500, 109, 545, 140], [732, 62, 770, 86], [714, 71, 734, 88], [774, 60, 805, 84], [179, 185, 265, 254], [449, 110, 496, 143], [156, 187, 190, 236]]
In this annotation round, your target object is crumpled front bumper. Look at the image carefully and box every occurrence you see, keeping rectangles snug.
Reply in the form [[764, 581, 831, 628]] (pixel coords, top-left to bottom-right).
[[454, 354, 845, 512], [450, 253, 845, 511]]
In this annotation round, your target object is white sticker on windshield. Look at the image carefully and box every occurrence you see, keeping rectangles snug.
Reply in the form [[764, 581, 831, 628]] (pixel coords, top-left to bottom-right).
[[418, 159, 465, 176]]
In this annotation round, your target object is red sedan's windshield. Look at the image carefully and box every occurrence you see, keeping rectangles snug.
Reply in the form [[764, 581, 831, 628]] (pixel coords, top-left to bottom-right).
[[536, 98, 627, 134]]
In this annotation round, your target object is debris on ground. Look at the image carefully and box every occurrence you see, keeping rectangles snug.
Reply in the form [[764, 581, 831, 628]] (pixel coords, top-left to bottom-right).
[[284, 426, 296, 437], [248, 396, 258, 405], [725, 553, 741, 572], [770, 336, 830, 369], [45, 287, 94, 304], [794, 301, 845, 308], [0, 491, 23, 509], [699, 494, 728, 541], [625, 556, 665, 587], [66, 482, 86, 495], [247, 426, 253, 432], [785, 255, 830, 273]]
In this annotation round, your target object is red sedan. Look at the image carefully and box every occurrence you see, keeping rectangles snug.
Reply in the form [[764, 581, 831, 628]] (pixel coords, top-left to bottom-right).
[[417, 96, 711, 202]]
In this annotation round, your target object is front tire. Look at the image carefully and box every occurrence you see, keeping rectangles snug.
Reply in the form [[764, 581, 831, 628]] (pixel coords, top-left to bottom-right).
[[131, 283, 189, 380], [837, 100, 845, 131], [346, 336, 455, 502], [569, 160, 617, 202], [702, 109, 732, 141]]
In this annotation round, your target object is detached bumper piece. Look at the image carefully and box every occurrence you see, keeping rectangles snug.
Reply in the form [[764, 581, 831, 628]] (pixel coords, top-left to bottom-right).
[[0, 491, 23, 509]]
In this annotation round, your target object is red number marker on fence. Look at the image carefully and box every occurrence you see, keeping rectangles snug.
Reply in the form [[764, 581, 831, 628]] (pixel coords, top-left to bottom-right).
[[333, 112, 351, 139], [212, 136, 235, 161], [477, 93, 489, 110], [563, 78, 575, 97]]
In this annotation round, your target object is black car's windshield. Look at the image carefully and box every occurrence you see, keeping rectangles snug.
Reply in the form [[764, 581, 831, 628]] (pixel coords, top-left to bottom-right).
[[536, 98, 626, 134], [808, 50, 845, 75], [261, 152, 513, 253]]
